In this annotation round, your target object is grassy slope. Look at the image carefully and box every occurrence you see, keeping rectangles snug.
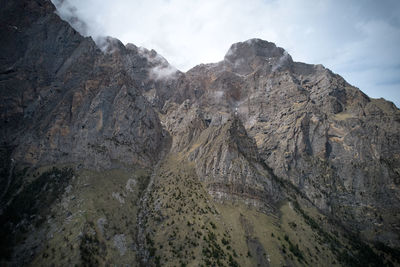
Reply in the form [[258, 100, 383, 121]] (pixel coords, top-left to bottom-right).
[[141, 151, 400, 267], [2, 156, 398, 266], [141, 153, 348, 266], [0, 164, 151, 266]]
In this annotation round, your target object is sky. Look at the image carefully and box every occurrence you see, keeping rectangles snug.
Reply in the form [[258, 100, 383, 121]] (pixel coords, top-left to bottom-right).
[[52, 0, 400, 107]]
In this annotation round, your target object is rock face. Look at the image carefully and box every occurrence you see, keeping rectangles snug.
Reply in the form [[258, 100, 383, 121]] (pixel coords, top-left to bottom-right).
[[156, 38, 400, 248], [157, 38, 400, 264], [1, 0, 400, 266], [0, 0, 167, 169]]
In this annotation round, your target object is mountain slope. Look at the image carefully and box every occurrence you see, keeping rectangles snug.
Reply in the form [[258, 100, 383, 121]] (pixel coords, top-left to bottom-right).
[[0, 1, 400, 266], [160, 38, 400, 249]]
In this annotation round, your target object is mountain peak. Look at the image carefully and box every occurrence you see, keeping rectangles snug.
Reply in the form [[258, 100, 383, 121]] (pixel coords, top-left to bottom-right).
[[223, 39, 291, 75], [224, 39, 285, 62]]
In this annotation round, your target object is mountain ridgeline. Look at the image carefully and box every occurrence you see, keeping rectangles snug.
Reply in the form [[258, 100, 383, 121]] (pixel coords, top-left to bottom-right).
[[1, 0, 400, 266]]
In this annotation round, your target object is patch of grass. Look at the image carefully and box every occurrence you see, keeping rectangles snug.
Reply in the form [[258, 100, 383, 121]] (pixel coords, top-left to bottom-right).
[[0, 167, 74, 260], [293, 200, 387, 267], [374, 242, 400, 264], [333, 112, 354, 121], [79, 221, 107, 266]]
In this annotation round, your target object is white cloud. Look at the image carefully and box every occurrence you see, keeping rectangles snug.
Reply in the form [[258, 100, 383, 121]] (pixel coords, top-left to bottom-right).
[[136, 46, 179, 80], [51, 0, 400, 107], [272, 51, 290, 73], [149, 65, 179, 80]]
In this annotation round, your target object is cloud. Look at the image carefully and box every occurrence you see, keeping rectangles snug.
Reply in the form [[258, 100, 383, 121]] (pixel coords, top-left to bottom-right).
[[51, 0, 400, 107], [149, 65, 178, 80], [271, 51, 290, 73], [52, 0, 90, 37], [136, 47, 179, 80]]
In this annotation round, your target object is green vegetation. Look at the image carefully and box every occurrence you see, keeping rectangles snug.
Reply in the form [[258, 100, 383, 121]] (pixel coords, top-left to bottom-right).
[[0, 167, 74, 260], [1, 151, 397, 266], [79, 221, 106, 266], [374, 242, 400, 264], [139, 154, 240, 266], [292, 200, 392, 267], [7, 167, 74, 223], [286, 236, 305, 263]]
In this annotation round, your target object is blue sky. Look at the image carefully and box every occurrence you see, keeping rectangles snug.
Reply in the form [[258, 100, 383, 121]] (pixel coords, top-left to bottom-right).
[[53, 0, 400, 107]]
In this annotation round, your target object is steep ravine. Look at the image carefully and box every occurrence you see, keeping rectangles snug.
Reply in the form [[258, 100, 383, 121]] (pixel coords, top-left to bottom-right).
[[136, 128, 172, 264]]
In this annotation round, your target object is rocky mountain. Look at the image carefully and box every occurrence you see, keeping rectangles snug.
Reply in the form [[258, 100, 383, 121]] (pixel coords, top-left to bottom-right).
[[1, 0, 400, 266]]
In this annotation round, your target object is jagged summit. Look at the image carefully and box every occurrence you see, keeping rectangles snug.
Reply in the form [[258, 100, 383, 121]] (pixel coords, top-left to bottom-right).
[[224, 38, 285, 62], [222, 38, 292, 75]]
